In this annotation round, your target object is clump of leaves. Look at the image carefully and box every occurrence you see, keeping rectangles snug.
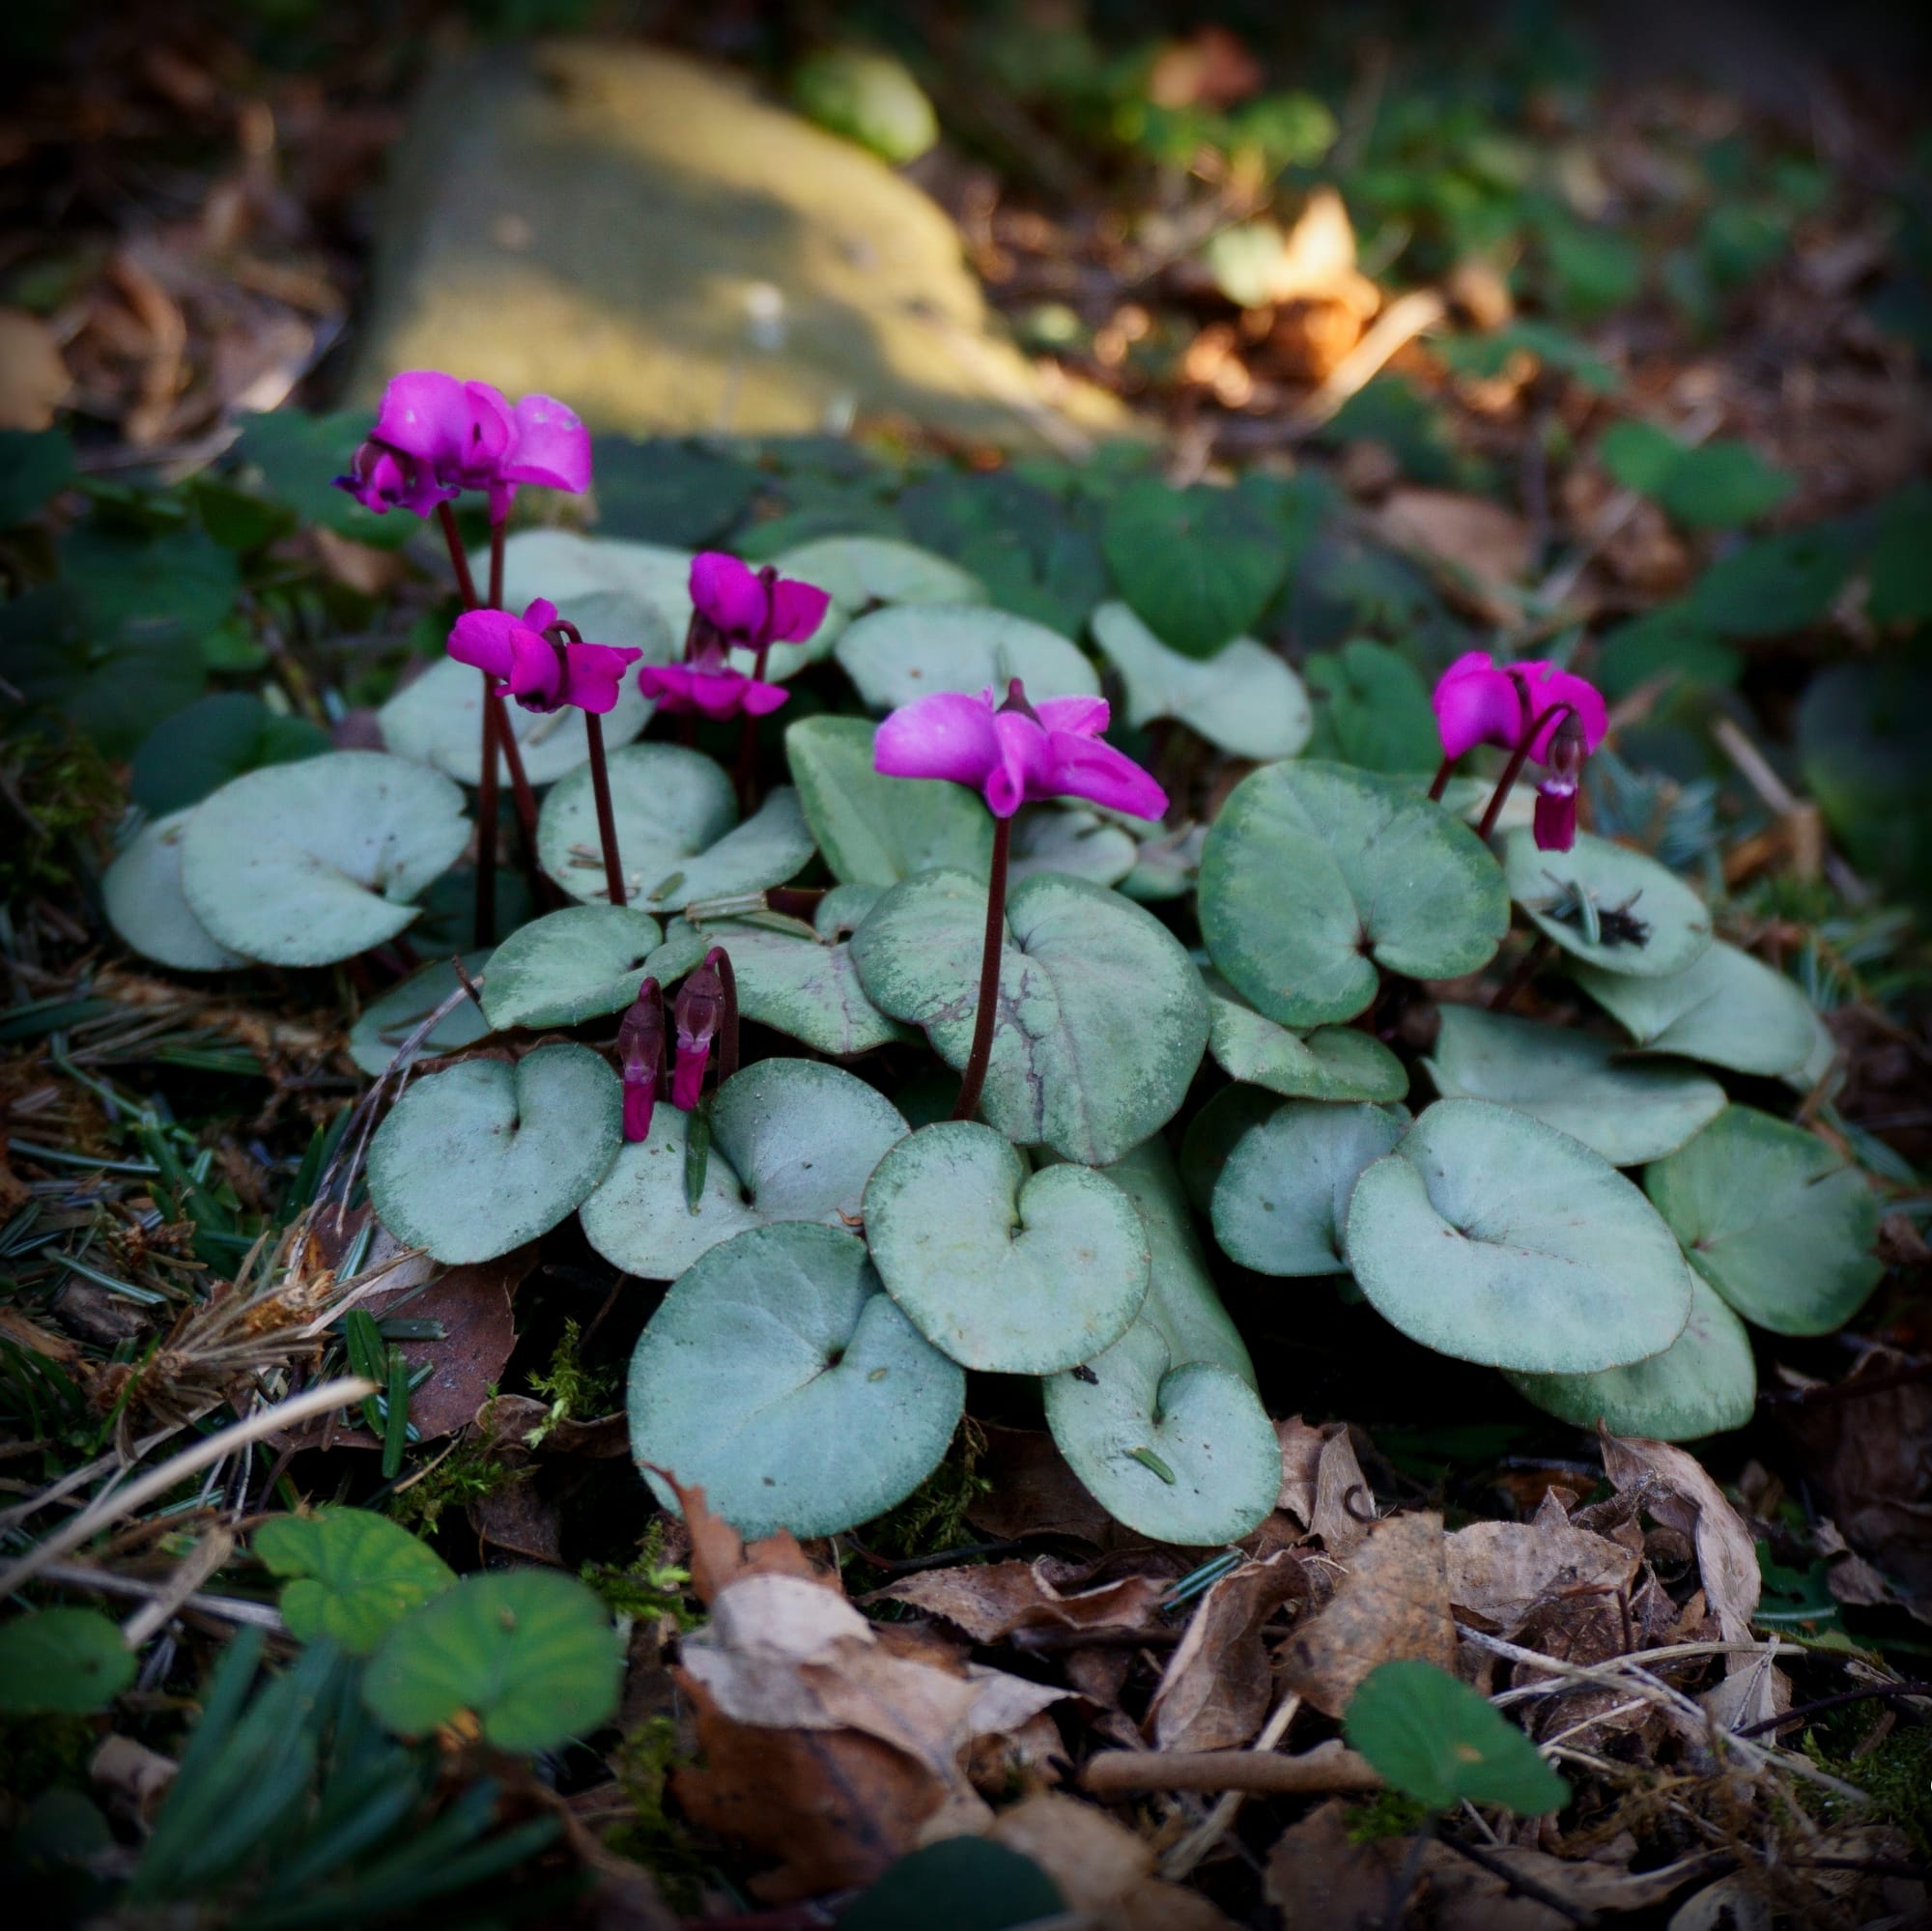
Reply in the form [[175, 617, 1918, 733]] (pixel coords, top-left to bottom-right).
[[605, 1716, 704, 1912], [1803, 1716, 1932, 1857], [581, 1519, 698, 1631], [1342, 1788, 1432, 1843], [522, 1317, 617, 1448], [0, 727, 122, 895], [387, 1420, 526, 1534]]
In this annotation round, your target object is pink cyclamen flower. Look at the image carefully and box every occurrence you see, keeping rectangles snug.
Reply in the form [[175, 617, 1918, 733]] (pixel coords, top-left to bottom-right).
[[617, 979, 666, 1143], [637, 638, 789, 721], [690, 553, 831, 652], [1433, 651, 1607, 763], [873, 680, 1167, 822], [670, 957, 726, 1111], [335, 371, 591, 522], [1533, 712, 1589, 853], [447, 598, 640, 714]]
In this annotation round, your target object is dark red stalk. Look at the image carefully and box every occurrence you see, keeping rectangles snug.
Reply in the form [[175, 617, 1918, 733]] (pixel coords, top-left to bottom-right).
[[732, 639, 770, 812], [1476, 699, 1575, 843], [584, 712, 626, 908], [435, 501, 479, 610], [1427, 753, 1455, 803], [488, 518, 505, 611], [951, 814, 1011, 1124], [708, 947, 739, 1084], [474, 696, 499, 944]]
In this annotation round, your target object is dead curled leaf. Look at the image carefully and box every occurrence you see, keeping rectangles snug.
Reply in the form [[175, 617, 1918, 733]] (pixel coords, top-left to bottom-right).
[[1445, 1519, 1640, 1639], [1277, 1512, 1456, 1718], [1272, 1415, 1373, 1557], [878, 1556, 1169, 1647], [963, 1424, 1122, 1545], [1147, 1549, 1309, 1752], [1601, 1434, 1760, 1647]]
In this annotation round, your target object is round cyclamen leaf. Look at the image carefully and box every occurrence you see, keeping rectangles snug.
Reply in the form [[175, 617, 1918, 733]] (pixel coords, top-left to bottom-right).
[[103, 808, 247, 972], [362, 1569, 620, 1752], [1507, 1271, 1756, 1442], [1009, 807, 1141, 885], [863, 1122, 1151, 1374], [537, 744, 813, 909], [1090, 600, 1311, 760], [1100, 480, 1285, 660], [784, 714, 992, 886], [481, 905, 664, 1032], [628, 1222, 965, 1541], [644, 916, 911, 1057], [255, 1505, 457, 1656], [378, 647, 659, 789], [1121, 824, 1206, 903], [1200, 761, 1509, 1027], [348, 950, 493, 1075], [181, 753, 469, 967], [1178, 1083, 1282, 1213], [130, 692, 331, 816], [1042, 1319, 1281, 1546], [1645, 1106, 1882, 1335], [1571, 941, 1819, 1078], [1206, 980, 1407, 1103], [1345, 1660, 1568, 1816], [1425, 1005, 1725, 1166], [367, 1043, 622, 1264], [850, 868, 1208, 1165], [1344, 1099, 1693, 1374], [1503, 829, 1713, 980], [581, 1060, 908, 1280], [836, 605, 1099, 712], [0, 1609, 135, 1714], [774, 534, 982, 611], [1211, 1100, 1407, 1277], [1095, 1136, 1255, 1386]]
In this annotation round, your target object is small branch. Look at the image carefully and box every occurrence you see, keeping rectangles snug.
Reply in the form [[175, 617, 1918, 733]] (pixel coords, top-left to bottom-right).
[[39, 1560, 285, 1632], [1435, 1835, 1600, 1928], [120, 1526, 236, 1647], [1081, 1741, 1382, 1797], [1733, 1679, 1932, 1740]]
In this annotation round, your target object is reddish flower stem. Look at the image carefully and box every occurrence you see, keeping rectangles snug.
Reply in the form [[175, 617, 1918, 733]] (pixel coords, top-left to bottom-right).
[[435, 501, 480, 610], [951, 814, 1011, 1124], [1476, 700, 1575, 842], [712, 948, 740, 1084], [474, 695, 499, 944], [732, 640, 770, 812], [584, 711, 626, 908], [1427, 753, 1455, 803], [488, 518, 505, 612]]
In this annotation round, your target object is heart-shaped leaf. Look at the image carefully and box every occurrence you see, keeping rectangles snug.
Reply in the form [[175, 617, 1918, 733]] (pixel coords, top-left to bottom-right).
[[103, 809, 248, 972], [0, 1609, 134, 1714], [1645, 1106, 1882, 1335], [643, 914, 911, 1057], [181, 753, 469, 967], [1101, 480, 1285, 659], [836, 605, 1099, 711], [1503, 829, 1712, 980], [481, 906, 664, 1032], [1210, 1099, 1407, 1278], [1095, 1136, 1255, 1385], [130, 693, 330, 817], [1506, 1271, 1756, 1441], [1009, 806, 1141, 886], [1121, 824, 1206, 903], [255, 1506, 457, 1655], [348, 950, 493, 1075], [581, 1059, 908, 1280], [367, 1042, 622, 1264], [843, 1838, 1064, 1931], [1200, 761, 1509, 1027], [1344, 1099, 1693, 1373], [773, 533, 982, 611], [850, 868, 1208, 1165], [1042, 1320, 1282, 1545], [1091, 600, 1311, 760], [362, 1569, 620, 1752], [1178, 1084, 1281, 1215], [628, 1222, 964, 1541], [1425, 1005, 1725, 1166], [1571, 941, 1819, 1077], [863, 1122, 1151, 1373], [1301, 639, 1440, 773], [379, 646, 659, 787], [1206, 979, 1407, 1102], [1345, 1660, 1568, 1815], [784, 714, 992, 886], [537, 745, 813, 908]]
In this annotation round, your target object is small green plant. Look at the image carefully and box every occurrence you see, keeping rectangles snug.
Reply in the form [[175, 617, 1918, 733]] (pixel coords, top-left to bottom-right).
[[524, 1316, 617, 1447], [582, 1519, 698, 1631]]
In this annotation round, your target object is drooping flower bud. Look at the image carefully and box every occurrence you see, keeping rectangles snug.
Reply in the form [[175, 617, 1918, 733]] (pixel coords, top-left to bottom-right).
[[617, 978, 666, 1143], [670, 957, 725, 1111], [1533, 711, 1589, 853]]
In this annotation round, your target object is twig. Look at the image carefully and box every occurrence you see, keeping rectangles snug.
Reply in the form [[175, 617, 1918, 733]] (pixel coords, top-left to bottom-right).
[[1162, 1691, 1302, 1881], [1733, 1680, 1932, 1740], [37, 1560, 285, 1631], [1293, 289, 1448, 429], [1435, 1835, 1600, 1928], [1081, 1740, 1381, 1797], [0, 1378, 375, 1599], [0, 1427, 177, 1535], [119, 1526, 236, 1647]]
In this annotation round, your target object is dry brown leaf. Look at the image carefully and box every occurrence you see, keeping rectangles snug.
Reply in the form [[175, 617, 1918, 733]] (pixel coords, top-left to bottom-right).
[[1445, 1519, 1640, 1637], [1278, 1511, 1456, 1718], [0, 308, 72, 429], [880, 1557, 1168, 1645], [1269, 1416, 1372, 1555], [1602, 1434, 1760, 1646], [1263, 1799, 1406, 1931], [1147, 1550, 1308, 1752], [1378, 487, 1534, 600], [652, 1470, 822, 1606], [964, 1425, 1121, 1544], [673, 1672, 938, 1903], [989, 1793, 1236, 1931]]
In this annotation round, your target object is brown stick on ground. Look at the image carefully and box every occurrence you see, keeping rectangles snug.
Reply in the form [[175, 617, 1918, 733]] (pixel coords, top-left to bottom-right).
[[1081, 1742, 1383, 1797]]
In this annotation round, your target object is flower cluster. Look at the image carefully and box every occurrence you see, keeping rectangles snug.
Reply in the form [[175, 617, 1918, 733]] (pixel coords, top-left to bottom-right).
[[638, 554, 829, 722], [614, 950, 736, 1142], [336, 371, 590, 523], [1432, 651, 1607, 852], [448, 599, 640, 715]]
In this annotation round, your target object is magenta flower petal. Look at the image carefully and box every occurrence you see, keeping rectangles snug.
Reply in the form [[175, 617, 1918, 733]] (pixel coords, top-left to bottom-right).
[[502, 393, 591, 494], [1533, 781, 1578, 852], [636, 661, 774, 720], [561, 641, 643, 715], [1036, 695, 1111, 735], [1522, 666, 1608, 761], [371, 371, 473, 467], [500, 627, 565, 709], [1039, 731, 1168, 820], [1433, 651, 1524, 759], [670, 1043, 708, 1110], [739, 677, 790, 717], [872, 690, 1004, 790], [690, 553, 769, 638], [767, 577, 832, 644], [446, 609, 523, 683], [521, 597, 558, 633], [985, 711, 1046, 818]]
